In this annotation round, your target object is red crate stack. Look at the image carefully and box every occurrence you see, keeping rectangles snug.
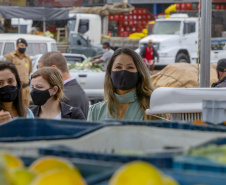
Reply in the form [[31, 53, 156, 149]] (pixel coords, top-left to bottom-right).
[[114, 15, 120, 21], [177, 3, 196, 11], [108, 8, 152, 37], [124, 21, 129, 26], [133, 14, 138, 20], [124, 15, 129, 21], [119, 26, 125, 32], [176, 3, 181, 11], [180, 3, 192, 10], [215, 4, 225, 10], [146, 13, 152, 21], [126, 26, 131, 32], [109, 15, 115, 21], [123, 31, 131, 37], [137, 14, 143, 20], [129, 21, 134, 26]]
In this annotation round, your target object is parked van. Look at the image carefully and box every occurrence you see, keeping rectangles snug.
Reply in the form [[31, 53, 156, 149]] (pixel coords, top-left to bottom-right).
[[0, 34, 57, 60]]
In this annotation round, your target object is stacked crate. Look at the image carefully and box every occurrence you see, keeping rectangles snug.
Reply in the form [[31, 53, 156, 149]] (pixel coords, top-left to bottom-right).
[[176, 2, 226, 11], [108, 8, 152, 37]]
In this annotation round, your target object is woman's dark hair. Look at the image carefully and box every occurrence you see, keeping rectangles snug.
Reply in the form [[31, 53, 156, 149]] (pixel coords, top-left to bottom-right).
[[0, 61, 26, 117]]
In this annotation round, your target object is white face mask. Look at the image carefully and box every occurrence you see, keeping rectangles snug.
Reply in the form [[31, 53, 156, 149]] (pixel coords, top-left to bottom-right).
[[103, 49, 108, 53]]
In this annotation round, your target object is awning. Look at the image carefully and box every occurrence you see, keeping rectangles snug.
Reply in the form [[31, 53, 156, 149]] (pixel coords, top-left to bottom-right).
[[0, 6, 69, 21]]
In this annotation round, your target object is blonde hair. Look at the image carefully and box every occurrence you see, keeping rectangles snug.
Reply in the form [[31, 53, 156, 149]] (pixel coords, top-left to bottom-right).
[[148, 39, 153, 44], [104, 48, 155, 120], [31, 67, 65, 101]]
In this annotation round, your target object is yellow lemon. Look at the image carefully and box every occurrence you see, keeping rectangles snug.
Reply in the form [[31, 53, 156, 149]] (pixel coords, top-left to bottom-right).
[[163, 175, 179, 185], [109, 161, 165, 185], [29, 156, 76, 174], [30, 169, 87, 185], [0, 152, 24, 169], [0, 162, 12, 185], [9, 167, 36, 185]]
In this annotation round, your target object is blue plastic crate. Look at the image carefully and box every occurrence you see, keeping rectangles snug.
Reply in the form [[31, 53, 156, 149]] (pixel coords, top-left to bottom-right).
[[198, 137, 226, 146], [2, 119, 226, 143], [163, 169, 226, 185], [0, 118, 103, 142], [173, 156, 226, 173], [103, 120, 226, 132], [85, 169, 226, 185], [173, 137, 226, 174], [38, 146, 175, 169], [21, 155, 226, 185]]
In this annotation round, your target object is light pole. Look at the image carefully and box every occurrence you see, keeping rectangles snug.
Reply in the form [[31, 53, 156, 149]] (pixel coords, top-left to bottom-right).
[[200, 0, 212, 87]]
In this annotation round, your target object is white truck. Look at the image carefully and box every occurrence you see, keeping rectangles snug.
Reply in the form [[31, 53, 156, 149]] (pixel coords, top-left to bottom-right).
[[67, 12, 140, 53], [137, 14, 226, 66]]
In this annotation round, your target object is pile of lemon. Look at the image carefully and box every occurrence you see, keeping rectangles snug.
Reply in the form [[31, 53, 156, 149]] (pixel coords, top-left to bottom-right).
[[0, 152, 179, 185], [0, 152, 86, 185]]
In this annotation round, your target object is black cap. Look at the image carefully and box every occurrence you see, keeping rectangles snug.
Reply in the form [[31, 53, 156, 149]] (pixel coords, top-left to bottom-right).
[[16, 38, 28, 46], [217, 58, 226, 72]]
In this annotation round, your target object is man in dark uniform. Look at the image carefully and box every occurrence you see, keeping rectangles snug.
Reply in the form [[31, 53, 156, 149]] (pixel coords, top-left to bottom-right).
[[212, 58, 226, 87], [4, 38, 32, 107]]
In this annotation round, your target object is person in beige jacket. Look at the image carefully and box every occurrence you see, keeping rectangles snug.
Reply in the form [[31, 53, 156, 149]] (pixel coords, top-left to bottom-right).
[[4, 38, 32, 107]]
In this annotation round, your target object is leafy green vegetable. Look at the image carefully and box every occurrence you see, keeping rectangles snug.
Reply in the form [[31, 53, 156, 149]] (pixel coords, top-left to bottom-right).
[[189, 144, 226, 163], [69, 58, 104, 72]]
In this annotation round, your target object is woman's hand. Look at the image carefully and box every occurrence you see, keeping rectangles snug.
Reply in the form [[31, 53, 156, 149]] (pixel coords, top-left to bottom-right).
[[0, 110, 11, 124]]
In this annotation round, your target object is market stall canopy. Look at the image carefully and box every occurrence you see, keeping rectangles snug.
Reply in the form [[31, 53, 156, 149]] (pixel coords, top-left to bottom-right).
[[0, 6, 69, 21], [69, 2, 135, 16]]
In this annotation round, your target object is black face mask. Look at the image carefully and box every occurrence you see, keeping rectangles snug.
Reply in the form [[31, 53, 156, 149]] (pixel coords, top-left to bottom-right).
[[110, 70, 139, 90], [30, 88, 51, 106], [18, 47, 26, 54], [0, 85, 18, 102]]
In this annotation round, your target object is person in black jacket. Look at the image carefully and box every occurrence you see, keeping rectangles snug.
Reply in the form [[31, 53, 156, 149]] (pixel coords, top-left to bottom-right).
[[140, 39, 159, 74], [38, 51, 89, 118], [212, 58, 226, 88], [30, 67, 85, 120]]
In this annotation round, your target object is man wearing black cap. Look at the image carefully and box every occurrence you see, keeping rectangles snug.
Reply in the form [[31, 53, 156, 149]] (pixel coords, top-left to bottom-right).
[[4, 38, 32, 107], [212, 58, 226, 87]]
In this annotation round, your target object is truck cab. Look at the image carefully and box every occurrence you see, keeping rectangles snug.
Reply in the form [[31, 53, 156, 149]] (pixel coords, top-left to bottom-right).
[[69, 32, 103, 57], [138, 14, 199, 65], [68, 12, 102, 45], [68, 12, 103, 57]]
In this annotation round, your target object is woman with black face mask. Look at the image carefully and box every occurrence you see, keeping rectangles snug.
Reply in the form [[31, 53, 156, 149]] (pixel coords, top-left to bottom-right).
[[87, 48, 156, 121], [30, 67, 85, 120], [0, 61, 34, 124]]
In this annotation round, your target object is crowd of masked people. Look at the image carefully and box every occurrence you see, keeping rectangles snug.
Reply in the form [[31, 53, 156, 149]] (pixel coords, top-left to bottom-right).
[[0, 38, 225, 124]]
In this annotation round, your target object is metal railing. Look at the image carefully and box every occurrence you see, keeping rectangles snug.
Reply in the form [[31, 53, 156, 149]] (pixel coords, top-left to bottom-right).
[[170, 112, 202, 122]]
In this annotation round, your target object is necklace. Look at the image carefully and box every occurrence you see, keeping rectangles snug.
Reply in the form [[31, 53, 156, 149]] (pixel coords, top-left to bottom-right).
[[117, 103, 130, 119]]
